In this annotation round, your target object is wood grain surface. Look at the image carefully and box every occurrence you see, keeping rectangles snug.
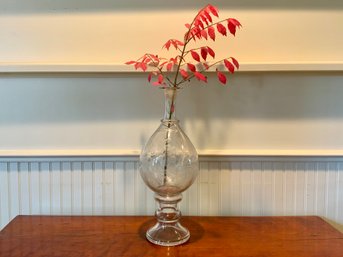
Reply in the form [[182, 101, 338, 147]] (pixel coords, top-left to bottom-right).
[[0, 216, 342, 257]]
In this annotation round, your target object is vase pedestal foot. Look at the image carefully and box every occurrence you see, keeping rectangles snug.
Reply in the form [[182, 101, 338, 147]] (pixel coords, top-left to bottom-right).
[[146, 193, 189, 246], [146, 221, 190, 246]]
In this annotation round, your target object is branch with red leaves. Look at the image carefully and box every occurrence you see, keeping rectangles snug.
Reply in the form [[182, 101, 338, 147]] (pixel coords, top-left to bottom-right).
[[126, 4, 242, 87], [126, 5, 242, 186]]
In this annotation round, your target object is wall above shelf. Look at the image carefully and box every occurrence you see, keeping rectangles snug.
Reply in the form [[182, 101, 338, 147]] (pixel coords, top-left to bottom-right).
[[1, 62, 343, 73], [1, 9, 342, 74]]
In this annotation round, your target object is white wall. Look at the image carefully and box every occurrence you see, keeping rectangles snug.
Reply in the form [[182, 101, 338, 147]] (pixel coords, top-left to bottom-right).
[[1, 73, 343, 156], [0, 1, 342, 67], [0, 1, 342, 155]]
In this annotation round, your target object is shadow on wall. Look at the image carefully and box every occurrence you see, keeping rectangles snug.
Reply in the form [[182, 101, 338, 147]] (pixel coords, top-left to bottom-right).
[[1, 72, 343, 125], [0, 0, 342, 14]]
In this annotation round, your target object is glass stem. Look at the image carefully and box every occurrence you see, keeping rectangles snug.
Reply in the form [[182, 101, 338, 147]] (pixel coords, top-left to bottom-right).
[[155, 194, 181, 223]]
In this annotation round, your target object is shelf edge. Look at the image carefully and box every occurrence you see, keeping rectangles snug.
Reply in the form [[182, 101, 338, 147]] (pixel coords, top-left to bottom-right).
[[1, 62, 343, 73]]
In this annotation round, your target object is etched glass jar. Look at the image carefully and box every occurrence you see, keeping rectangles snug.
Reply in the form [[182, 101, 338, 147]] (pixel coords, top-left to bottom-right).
[[139, 87, 199, 246]]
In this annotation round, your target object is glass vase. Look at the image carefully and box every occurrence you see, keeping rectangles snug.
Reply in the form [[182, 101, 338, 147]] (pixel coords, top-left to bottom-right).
[[139, 87, 199, 246]]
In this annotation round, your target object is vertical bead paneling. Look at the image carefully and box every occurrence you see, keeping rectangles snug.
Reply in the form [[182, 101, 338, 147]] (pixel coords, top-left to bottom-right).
[[93, 162, 103, 215], [230, 162, 242, 215], [0, 163, 9, 228], [114, 162, 125, 215], [71, 162, 82, 215], [82, 162, 93, 215], [199, 162, 209, 216], [219, 162, 230, 215], [124, 162, 136, 215], [103, 162, 114, 215], [338, 163, 343, 223], [50, 162, 61, 215], [251, 162, 263, 216], [39, 162, 50, 215], [61, 162, 72, 215], [8, 162, 19, 220], [0, 157, 343, 231]]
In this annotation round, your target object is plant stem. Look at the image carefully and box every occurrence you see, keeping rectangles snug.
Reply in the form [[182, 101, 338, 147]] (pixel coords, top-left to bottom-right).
[[163, 126, 170, 185], [162, 88, 176, 186], [162, 6, 207, 186]]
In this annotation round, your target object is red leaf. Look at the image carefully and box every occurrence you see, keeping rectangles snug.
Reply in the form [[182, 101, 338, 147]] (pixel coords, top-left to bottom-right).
[[227, 18, 241, 36], [217, 23, 227, 36], [207, 46, 215, 58], [163, 40, 171, 50], [191, 50, 200, 62], [217, 71, 227, 84], [168, 58, 175, 64], [125, 60, 136, 65], [208, 27, 215, 41], [143, 57, 150, 64], [147, 73, 152, 82], [180, 69, 189, 79], [192, 27, 202, 39], [187, 63, 196, 72], [188, 31, 196, 41], [167, 62, 173, 71], [163, 40, 183, 50], [229, 18, 242, 27], [185, 23, 191, 29], [228, 21, 236, 36], [152, 73, 163, 86], [204, 10, 212, 23], [171, 40, 177, 49], [231, 57, 239, 69], [135, 62, 147, 71], [158, 74, 164, 83], [201, 29, 208, 39], [141, 63, 147, 71], [201, 47, 208, 61], [195, 19, 204, 30], [200, 14, 209, 25], [188, 29, 197, 40], [194, 72, 207, 82], [208, 5, 219, 17], [224, 59, 235, 73], [175, 40, 184, 46]]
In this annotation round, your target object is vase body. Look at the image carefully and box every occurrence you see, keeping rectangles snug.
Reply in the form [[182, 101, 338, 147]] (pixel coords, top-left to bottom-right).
[[139, 88, 199, 246]]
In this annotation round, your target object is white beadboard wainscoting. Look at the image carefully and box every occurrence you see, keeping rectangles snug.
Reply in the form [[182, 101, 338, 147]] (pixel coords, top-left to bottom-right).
[[0, 156, 342, 231]]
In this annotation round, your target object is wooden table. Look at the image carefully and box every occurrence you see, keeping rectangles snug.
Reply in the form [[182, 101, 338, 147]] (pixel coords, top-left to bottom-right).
[[0, 216, 342, 257]]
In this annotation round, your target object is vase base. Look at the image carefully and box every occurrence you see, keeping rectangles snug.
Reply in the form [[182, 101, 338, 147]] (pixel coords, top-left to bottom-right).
[[146, 221, 190, 246]]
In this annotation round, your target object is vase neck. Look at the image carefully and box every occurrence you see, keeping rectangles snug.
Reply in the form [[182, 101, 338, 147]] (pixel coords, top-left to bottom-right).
[[163, 87, 177, 120]]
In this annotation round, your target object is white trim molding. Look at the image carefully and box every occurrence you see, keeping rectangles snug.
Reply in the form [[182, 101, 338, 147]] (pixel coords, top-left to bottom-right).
[[0, 62, 343, 73], [2, 149, 343, 158]]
